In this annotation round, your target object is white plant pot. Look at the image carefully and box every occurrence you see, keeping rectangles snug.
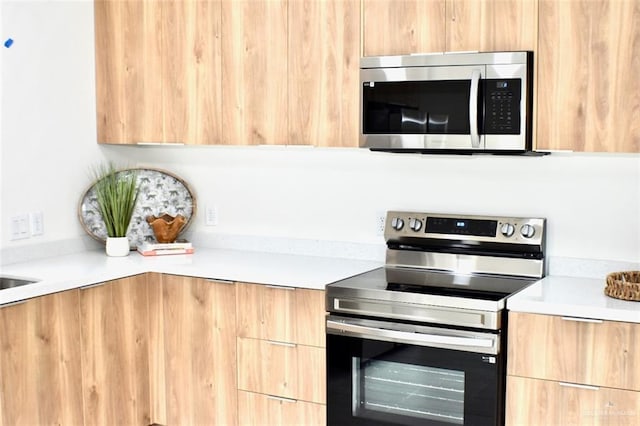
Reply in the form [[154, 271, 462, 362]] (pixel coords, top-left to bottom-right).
[[106, 237, 130, 257]]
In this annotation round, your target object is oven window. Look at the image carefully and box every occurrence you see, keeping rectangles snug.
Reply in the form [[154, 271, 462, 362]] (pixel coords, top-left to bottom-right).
[[354, 358, 465, 425]]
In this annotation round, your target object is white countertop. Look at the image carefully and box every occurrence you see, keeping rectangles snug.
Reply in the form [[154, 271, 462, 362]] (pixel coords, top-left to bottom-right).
[[0, 248, 381, 305], [508, 275, 640, 323]]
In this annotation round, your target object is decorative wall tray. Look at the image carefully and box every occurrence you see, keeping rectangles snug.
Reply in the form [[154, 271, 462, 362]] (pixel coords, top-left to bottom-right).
[[78, 168, 196, 249]]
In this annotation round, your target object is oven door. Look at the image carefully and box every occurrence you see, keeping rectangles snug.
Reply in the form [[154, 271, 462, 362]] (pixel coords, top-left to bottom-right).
[[326, 316, 504, 426]]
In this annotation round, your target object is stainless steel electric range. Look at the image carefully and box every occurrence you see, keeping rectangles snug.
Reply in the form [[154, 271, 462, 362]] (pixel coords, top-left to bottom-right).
[[326, 211, 546, 426]]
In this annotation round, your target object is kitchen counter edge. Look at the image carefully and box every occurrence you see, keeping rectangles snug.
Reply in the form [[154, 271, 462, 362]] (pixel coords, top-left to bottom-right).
[[0, 247, 382, 306], [507, 275, 640, 323]]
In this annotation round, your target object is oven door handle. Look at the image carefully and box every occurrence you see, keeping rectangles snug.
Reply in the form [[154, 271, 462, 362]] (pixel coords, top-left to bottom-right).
[[327, 319, 497, 354]]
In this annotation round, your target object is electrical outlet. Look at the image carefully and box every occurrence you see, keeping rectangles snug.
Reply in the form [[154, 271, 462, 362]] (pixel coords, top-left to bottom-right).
[[205, 205, 218, 226], [376, 212, 386, 236]]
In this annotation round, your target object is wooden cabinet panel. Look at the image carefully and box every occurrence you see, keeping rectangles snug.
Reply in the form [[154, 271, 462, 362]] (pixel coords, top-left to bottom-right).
[[288, 0, 360, 147], [238, 390, 325, 426], [363, 0, 446, 56], [237, 337, 325, 404], [159, 275, 237, 425], [236, 283, 295, 343], [222, 0, 289, 145], [95, 0, 221, 145], [162, 0, 222, 145], [238, 337, 297, 400], [537, 0, 640, 152], [236, 282, 325, 347], [80, 275, 151, 426], [95, 0, 163, 143], [0, 290, 84, 425], [508, 312, 640, 391], [506, 375, 640, 426], [294, 288, 326, 347], [447, 0, 538, 52]]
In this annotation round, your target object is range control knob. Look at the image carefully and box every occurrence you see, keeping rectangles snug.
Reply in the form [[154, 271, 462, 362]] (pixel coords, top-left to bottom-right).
[[520, 224, 536, 238], [500, 223, 515, 237], [391, 217, 405, 231], [409, 218, 423, 232]]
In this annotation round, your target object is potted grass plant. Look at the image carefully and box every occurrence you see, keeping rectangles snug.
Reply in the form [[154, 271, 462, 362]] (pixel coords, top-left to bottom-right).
[[92, 163, 139, 256]]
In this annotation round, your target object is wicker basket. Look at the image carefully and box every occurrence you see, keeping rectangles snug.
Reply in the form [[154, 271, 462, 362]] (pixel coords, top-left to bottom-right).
[[605, 271, 640, 301]]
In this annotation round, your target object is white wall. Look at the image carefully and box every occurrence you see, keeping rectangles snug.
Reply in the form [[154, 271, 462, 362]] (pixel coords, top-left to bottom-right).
[[2, 1, 639, 265]]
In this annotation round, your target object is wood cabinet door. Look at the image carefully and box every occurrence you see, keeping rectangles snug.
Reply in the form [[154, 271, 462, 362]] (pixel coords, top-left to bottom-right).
[[237, 337, 325, 404], [506, 375, 640, 426], [236, 283, 296, 343], [508, 312, 640, 391], [537, 0, 640, 152], [95, 0, 163, 144], [238, 337, 298, 400], [158, 275, 237, 425], [162, 0, 222, 145], [222, 0, 288, 145], [288, 0, 360, 147], [447, 0, 538, 52], [363, 0, 446, 56], [0, 290, 84, 425], [238, 390, 326, 426], [236, 282, 325, 347], [80, 275, 152, 426]]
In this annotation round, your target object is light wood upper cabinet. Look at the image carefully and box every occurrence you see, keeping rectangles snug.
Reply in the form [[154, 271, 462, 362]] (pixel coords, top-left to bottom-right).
[[0, 290, 84, 426], [288, 0, 360, 147], [537, 0, 640, 152], [80, 275, 152, 426], [95, 0, 221, 144], [508, 312, 640, 391], [95, 0, 163, 143], [447, 0, 538, 52], [363, 0, 446, 56], [222, 0, 289, 145], [162, 0, 222, 145], [363, 0, 536, 56]]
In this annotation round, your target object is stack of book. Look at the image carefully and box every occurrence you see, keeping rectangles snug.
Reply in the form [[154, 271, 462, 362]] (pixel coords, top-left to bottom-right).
[[137, 240, 194, 256]]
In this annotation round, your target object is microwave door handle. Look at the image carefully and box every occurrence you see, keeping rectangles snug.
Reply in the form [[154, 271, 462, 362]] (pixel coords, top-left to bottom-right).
[[469, 69, 481, 148]]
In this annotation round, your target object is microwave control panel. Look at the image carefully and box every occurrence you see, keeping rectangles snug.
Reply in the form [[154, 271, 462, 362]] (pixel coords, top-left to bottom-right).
[[483, 79, 521, 134]]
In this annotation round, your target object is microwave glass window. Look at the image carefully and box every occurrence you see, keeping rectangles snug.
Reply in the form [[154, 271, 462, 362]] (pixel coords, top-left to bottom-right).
[[353, 357, 465, 425], [363, 80, 474, 135]]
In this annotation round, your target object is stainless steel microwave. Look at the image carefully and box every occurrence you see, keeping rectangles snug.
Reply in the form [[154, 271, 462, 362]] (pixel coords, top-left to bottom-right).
[[360, 51, 533, 154]]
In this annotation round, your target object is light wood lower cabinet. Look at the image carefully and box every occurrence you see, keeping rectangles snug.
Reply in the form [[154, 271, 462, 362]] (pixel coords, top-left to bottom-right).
[[0, 289, 84, 425], [507, 312, 640, 391], [237, 337, 326, 404], [151, 274, 237, 425], [507, 311, 640, 425], [506, 376, 640, 426], [80, 274, 152, 426], [238, 390, 325, 426]]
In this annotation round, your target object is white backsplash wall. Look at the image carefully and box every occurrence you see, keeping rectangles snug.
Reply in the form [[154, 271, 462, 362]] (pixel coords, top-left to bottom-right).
[[1, 0, 639, 267], [102, 145, 640, 264]]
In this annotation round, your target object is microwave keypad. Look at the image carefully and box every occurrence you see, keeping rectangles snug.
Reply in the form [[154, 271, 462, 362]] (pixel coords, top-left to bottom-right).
[[484, 79, 521, 134]]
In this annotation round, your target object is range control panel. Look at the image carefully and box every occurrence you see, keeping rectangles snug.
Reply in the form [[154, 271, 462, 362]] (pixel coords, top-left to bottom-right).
[[385, 211, 545, 246]]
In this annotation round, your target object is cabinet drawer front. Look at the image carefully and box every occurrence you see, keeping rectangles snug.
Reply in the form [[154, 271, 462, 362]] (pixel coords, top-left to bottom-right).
[[507, 312, 640, 390], [506, 376, 640, 426], [236, 282, 326, 347], [238, 390, 325, 426], [237, 338, 325, 403]]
